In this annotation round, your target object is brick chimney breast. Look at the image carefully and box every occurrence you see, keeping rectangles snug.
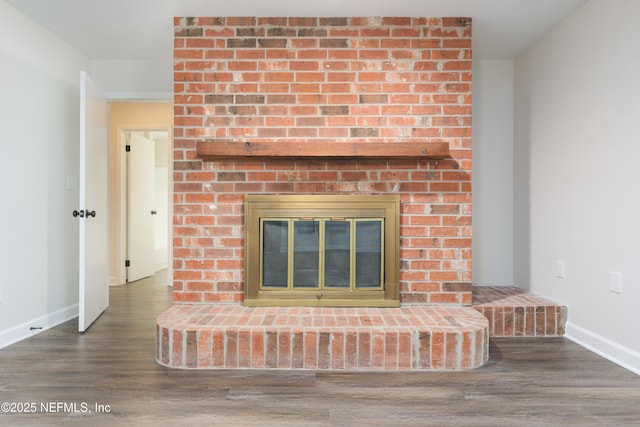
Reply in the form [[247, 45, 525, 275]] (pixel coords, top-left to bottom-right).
[[173, 16, 473, 306]]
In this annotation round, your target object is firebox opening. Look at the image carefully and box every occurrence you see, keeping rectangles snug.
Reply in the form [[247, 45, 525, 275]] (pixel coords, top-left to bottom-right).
[[244, 194, 400, 307]]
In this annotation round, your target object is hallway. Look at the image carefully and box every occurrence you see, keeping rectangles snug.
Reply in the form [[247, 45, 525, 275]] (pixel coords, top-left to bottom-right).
[[1, 273, 639, 426]]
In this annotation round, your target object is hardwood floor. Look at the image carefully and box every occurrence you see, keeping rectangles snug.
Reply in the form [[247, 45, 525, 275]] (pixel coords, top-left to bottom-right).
[[1, 272, 639, 426]]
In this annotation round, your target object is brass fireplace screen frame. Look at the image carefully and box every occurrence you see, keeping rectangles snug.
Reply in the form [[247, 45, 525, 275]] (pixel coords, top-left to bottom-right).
[[244, 194, 400, 307]]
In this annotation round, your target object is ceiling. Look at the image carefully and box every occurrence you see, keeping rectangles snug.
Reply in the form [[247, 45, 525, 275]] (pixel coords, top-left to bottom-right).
[[6, 0, 587, 60]]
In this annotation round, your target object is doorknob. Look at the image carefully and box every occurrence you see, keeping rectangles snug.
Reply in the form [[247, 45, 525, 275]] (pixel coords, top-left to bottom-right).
[[73, 210, 85, 218], [151, 210, 157, 215], [86, 210, 96, 218]]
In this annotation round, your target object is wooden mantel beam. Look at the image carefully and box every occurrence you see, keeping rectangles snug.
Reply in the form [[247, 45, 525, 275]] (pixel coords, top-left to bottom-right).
[[196, 140, 450, 159]]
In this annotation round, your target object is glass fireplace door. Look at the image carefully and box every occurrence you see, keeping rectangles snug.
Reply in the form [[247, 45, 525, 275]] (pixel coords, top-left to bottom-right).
[[261, 220, 289, 288], [293, 220, 320, 288], [324, 221, 351, 288], [260, 218, 383, 291], [246, 194, 399, 307]]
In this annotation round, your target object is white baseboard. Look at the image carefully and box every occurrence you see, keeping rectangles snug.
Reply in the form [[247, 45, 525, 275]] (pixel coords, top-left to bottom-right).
[[0, 304, 78, 349], [565, 322, 640, 376]]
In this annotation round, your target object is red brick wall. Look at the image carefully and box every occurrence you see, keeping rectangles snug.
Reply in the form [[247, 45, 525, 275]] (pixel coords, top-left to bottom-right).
[[172, 17, 472, 305]]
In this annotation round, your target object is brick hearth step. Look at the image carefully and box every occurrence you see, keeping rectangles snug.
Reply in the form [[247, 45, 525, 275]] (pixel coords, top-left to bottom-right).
[[156, 305, 489, 371], [472, 286, 568, 337]]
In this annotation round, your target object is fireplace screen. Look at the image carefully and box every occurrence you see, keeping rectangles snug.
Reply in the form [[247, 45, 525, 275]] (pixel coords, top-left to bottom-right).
[[262, 218, 383, 289], [245, 195, 399, 307]]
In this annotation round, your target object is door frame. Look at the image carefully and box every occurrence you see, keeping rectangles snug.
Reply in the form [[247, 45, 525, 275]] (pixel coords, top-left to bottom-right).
[[109, 98, 174, 286], [108, 102, 174, 287]]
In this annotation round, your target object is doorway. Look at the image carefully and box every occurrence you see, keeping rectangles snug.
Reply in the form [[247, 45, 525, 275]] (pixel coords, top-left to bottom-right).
[[107, 101, 173, 287]]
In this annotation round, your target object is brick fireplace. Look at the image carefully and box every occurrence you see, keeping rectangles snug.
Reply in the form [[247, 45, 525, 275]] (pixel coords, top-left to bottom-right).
[[158, 16, 485, 370]]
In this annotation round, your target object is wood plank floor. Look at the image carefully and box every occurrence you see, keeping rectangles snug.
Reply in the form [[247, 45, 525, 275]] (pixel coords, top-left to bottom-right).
[[1, 272, 639, 426]]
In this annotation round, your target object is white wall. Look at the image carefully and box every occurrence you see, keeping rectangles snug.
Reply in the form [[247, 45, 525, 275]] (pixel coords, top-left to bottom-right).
[[472, 59, 514, 286], [91, 59, 172, 100], [514, 0, 640, 373], [0, 0, 90, 347]]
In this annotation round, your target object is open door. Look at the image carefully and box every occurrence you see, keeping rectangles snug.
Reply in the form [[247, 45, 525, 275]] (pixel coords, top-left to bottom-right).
[[78, 71, 109, 332], [126, 132, 156, 282]]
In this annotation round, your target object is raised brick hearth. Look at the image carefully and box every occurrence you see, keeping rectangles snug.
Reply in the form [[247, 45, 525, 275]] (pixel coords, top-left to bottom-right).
[[156, 305, 489, 370], [156, 288, 568, 370], [473, 286, 568, 337]]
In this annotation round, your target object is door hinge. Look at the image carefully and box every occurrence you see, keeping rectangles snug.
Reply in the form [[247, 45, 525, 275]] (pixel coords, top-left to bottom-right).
[[125, 260, 130, 267], [125, 145, 131, 152]]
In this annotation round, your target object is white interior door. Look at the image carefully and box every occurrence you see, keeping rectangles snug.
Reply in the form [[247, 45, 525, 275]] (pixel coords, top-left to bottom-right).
[[152, 131, 170, 271], [127, 132, 156, 282], [78, 70, 109, 332]]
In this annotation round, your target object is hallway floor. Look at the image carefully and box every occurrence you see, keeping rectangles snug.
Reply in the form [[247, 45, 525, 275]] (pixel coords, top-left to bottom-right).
[[1, 273, 639, 426]]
